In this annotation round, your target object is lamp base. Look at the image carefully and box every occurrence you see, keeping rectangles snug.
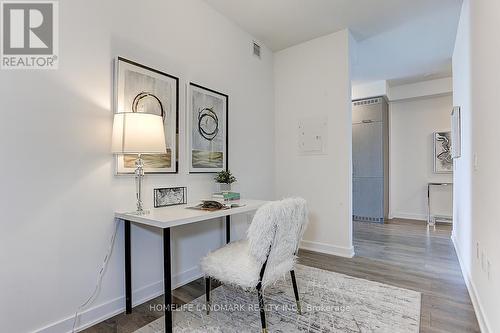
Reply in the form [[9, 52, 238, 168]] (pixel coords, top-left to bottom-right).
[[135, 154, 146, 214]]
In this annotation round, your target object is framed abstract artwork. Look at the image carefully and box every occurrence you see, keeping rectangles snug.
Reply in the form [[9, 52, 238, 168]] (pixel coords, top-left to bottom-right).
[[114, 57, 179, 174], [187, 83, 228, 173], [433, 131, 453, 173], [153, 187, 187, 207]]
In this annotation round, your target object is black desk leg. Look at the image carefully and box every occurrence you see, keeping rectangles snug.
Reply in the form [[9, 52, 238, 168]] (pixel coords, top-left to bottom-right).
[[225, 216, 231, 244], [124, 220, 132, 314], [163, 228, 173, 333]]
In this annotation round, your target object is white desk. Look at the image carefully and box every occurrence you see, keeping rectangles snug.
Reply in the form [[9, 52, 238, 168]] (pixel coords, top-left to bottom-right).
[[115, 199, 268, 333]]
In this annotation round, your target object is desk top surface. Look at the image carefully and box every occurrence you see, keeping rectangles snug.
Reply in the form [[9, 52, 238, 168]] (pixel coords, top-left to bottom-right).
[[115, 199, 268, 228]]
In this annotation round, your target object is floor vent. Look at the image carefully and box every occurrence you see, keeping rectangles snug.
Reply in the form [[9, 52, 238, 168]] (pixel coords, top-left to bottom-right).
[[253, 41, 261, 58], [352, 97, 382, 107], [353, 215, 384, 223]]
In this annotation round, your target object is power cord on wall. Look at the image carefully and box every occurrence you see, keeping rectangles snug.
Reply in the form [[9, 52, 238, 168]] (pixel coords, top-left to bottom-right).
[[71, 220, 119, 333]]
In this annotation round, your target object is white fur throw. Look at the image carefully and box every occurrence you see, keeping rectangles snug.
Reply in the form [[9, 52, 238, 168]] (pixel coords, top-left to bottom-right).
[[200, 198, 308, 289]]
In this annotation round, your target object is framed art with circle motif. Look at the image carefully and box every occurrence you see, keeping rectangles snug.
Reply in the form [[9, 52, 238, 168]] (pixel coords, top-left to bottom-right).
[[187, 83, 228, 173]]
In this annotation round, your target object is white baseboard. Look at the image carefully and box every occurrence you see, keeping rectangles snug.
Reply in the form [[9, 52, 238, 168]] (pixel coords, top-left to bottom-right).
[[451, 235, 492, 333], [391, 212, 427, 221], [300, 240, 354, 258], [34, 266, 203, 333]]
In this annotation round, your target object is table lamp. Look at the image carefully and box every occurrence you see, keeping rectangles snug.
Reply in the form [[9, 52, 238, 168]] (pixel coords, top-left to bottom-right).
[[112, 112, 166, 214]]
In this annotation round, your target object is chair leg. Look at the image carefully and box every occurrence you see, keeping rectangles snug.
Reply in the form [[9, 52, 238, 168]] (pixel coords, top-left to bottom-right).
[[256, 283, 268, 333], [290, 270, 301, 314], [205, 276, 211, 315]]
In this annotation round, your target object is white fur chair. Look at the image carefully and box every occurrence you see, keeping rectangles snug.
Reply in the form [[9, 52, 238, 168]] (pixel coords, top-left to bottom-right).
[[200, 198, 308, 333]]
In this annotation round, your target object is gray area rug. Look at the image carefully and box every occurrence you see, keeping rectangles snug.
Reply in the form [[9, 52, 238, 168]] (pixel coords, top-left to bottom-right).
[[135, 264, 421, 332]]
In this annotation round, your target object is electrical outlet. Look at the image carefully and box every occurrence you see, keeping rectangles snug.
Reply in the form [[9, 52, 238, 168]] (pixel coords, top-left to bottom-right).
[[487, 260, 491, 280], [476, 242, 480, 259], [474, 153, 479, 171]]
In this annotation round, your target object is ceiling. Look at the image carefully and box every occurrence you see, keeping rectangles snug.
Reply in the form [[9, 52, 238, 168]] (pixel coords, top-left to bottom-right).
[[204, 0, 463, 83]]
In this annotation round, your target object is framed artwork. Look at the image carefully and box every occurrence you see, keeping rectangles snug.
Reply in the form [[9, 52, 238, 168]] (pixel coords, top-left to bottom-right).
[[187, 83, 228, 173], [451, 106, 461, 159], [154, 187, 187, 207], [114, 57, 179, 174], [433, 131, 453, 173]]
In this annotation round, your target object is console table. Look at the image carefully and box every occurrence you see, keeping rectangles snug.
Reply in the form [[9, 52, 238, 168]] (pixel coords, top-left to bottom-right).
[[427, 182, 453, 225]]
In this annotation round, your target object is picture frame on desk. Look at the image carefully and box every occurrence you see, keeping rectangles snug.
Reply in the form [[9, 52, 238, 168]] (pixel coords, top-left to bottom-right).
[[153, 187, 187, 208]]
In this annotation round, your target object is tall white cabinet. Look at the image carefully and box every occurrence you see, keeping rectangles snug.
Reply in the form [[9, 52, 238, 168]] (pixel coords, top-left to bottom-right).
[[352, 97, 389, 223]]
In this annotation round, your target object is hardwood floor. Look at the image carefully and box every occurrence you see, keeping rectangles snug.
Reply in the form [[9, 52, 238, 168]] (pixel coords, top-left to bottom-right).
[[84, 219, 479, 333], [301, 220, 480, 333]]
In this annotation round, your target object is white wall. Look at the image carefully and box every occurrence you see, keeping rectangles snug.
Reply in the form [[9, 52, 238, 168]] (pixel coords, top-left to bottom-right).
[[274, 30, 353, 258], [452, 0, 500, 332], [388, 77, 453, 101], [452, 0, 472, 294], [353, 77, 452, 102], [389, 95, 453, 220], [352, 80, 387, 100], [0, 0, 275, 332]]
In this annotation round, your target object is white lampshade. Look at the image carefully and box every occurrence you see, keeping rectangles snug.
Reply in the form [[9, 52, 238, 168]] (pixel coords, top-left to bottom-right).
[[111, 112, 167, 154]]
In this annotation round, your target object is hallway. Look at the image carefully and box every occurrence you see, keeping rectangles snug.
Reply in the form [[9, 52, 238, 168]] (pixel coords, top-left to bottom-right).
[[300, 220, 479, 332]]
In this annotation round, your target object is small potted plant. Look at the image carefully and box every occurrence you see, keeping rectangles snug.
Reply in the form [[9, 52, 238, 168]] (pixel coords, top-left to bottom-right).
[[214, 170, 237, 192]]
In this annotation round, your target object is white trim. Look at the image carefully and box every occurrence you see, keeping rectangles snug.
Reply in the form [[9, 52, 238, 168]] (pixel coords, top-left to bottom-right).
[[34, 266, 203, 333], [391, 212, 427, 221], [300, 240, 355, 258], [451, 235, 492, 333], [391, 212, 453, 224]]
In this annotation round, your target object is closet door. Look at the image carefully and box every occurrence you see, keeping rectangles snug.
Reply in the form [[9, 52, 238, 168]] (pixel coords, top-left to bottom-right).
[[353, 177, 384, 221], [352, 103, 383, 123], [352, 122, 383, 178]]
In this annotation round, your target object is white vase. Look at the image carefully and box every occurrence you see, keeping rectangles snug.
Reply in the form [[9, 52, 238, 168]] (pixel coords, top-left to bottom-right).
[[218, 183, 231, 192]]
